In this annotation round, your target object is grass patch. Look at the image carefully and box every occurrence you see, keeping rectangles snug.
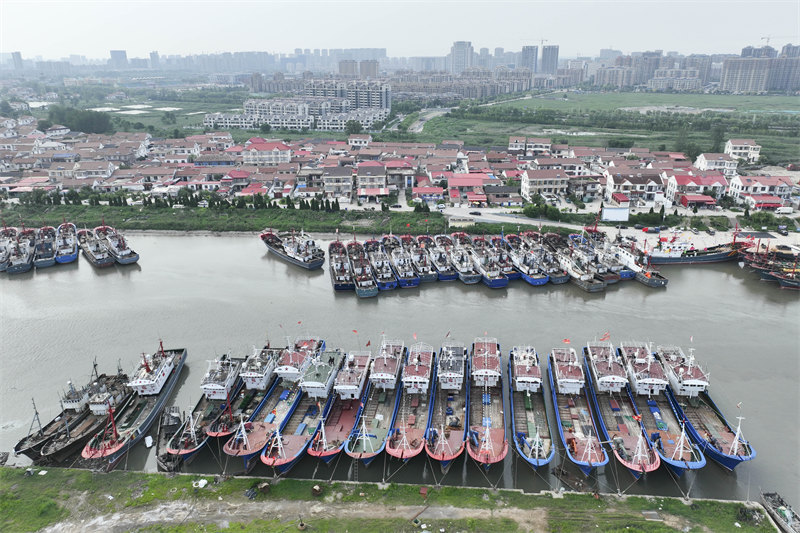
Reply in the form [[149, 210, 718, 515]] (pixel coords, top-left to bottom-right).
[[708, 216, 731, 231]]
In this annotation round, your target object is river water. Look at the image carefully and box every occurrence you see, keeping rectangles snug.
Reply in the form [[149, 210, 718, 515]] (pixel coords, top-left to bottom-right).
[[1, 233, 798, 503]]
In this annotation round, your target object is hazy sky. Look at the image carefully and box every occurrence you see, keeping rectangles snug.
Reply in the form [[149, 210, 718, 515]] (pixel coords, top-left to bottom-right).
[[2, 0, 799, 59]]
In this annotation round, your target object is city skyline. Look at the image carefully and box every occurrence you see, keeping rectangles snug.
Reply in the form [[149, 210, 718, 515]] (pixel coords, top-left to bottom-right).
[[2, 0, 798, 60]]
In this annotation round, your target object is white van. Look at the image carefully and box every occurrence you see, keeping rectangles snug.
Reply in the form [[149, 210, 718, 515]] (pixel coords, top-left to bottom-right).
[[775, 206, 794, 215]]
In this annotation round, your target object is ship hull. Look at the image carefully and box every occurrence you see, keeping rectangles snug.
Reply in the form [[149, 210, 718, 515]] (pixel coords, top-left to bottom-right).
[[345, 383, 403, 467], [396, 275, 421, 288], [570, 277, 606, 293], [376, 279, 398, 291], [55, 249, 79, 264], [355, 286, 379, 298], [635, 271, 668, 288], [520, 272, 549, 286], [508, 359, 554, 469], [481, 275, 508, 289], [112, 252, 140, 265], [263, 239, 325, 270], [7, 259, 33, 274], [457, 272, 482, 285], [548, 272, 570, 284], [34, 256, 56, 269], [647, 250, 739, 265], [548, 358, 609, 476]]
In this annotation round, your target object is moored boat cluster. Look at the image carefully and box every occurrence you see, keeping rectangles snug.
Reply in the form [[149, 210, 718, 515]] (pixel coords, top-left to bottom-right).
[[1, 220, 138, 274], [16, 334, 755, 480]]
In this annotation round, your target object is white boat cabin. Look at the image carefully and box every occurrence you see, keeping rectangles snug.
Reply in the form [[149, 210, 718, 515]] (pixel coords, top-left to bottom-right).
[[471, 338, 501, 387], [301, 349, 344, 399], [240, 346, 281, 390], [511, 345, 542, 393], [619, 341, 668, 396], [335, 351, 372, 400], [127, 348, 177, 396], [61, 381, 90, 412], [370, 339, 404, 390], [586, 341, 627, 393], [658, 345, 710, 398], [403, 342, 434, 395], [437, 342, 466, 391], [552, 348, 585, 395], [200, 356, 242, 401]]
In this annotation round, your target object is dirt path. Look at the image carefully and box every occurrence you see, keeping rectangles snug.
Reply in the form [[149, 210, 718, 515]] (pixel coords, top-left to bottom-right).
[[43, 498, 547, 533]]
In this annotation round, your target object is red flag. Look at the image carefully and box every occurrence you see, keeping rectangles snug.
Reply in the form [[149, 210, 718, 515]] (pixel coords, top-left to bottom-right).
[[413, 333, 417, 340], [406, 223, 411, 227], [599, 332, 610, 341], [297, 320, 302, 325], [562, 339, 571, 344], [633, 414, 642, 421], [279, 324, 283, 329], [425, 219, 428, 222], [352, 329, 358, 334], [366, 340, 371, 347], [445, 331, 451, 338]]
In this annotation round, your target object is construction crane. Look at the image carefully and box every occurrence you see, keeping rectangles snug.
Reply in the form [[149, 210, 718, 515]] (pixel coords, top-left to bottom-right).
[[761, 35, 794, 46]]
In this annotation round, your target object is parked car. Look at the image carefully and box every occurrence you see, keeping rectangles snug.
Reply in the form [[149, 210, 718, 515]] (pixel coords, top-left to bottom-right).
[[706, 228, 716, 235], [390, 204, 401, 208], [634, 224, 645, 229], [778, 228, 789, 236], [643, 227, 661, 234], [469, 211, 481, 216], [691, 228, 699, 235], [615, 224, 628, 229]]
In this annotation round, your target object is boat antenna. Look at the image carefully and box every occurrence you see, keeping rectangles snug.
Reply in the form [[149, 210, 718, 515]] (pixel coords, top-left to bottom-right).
[[728, 416, 746, 456], [26, 398, 43, 438]]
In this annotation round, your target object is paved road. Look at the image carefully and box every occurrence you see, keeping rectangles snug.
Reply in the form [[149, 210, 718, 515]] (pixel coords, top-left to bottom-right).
[[408, 108, 451, 133]]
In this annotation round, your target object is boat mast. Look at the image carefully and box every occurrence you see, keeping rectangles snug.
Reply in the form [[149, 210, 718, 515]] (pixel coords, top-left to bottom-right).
[[672, 422, 690, 462], [632, 431, 649, 469], [233, 415, 250, 450], [26, 398, 43, 438], [728, 416, 745, 456]]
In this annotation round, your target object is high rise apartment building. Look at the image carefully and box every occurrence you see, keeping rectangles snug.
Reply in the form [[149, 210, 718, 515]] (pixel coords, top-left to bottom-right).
[[541, 45, 559, 75], [449, 41, 474, 74], [519, 46, 538, 73]]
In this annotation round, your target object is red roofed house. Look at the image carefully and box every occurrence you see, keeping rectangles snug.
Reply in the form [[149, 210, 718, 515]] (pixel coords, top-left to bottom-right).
[[412, 186, 444, 202], [237, 183, 270, 197], [729, 175, 793, 203], [532, 157, 589, 176], [679, 194, 717, 209], [741, 194, 784, 210], [241, 142, 292, 165], [447, 173, 496, 192], [664, 172, 728, 203], [385, 159, 416, 188]]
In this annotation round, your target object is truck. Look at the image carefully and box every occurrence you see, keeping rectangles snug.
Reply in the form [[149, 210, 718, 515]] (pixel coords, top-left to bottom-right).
[[775, 206, 794, 215]]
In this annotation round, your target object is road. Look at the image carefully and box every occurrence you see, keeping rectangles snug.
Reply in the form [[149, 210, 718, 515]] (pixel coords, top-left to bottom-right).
[[408, 108, 451, 133]]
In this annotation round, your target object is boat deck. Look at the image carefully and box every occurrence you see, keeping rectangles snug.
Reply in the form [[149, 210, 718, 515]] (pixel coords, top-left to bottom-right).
[[556, 393, 605, 465], [594, 391, 652, 466], [309, 397, 361, 455], [678, 395, 749, 457], [386, 390, 429, 459], [347, 384, 399, 456], [426, 381, 467, 461], [633, 394, 698, 463], [468, 384, 505, 461], [512, 389, 551, 461], [223, 383, 298, 457], [263, 394, 322, 465]]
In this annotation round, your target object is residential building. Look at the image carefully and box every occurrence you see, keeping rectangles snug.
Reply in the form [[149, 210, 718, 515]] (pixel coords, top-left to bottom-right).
[[724, 139, 761, 163], [664, 172, 728, 202], [521, 169, 569, 200], [524, 138, 552, 157], [541, 46, 559, 75], [348, 134, 372, 149], [339, 60, 358, 76], [359, 60, 379, 78], [109, 50, 128, 69], [519, 46, 538, 73], [449, 41, 474, 74], [694, 153, 738, 177], [532, 157, 589, 176], [356, 163, 387, 190], [321, 166, 354, 199], [241, 142, 292, 165], [728, 175, 793, 202], [603, 170, 665, 204], [721, 58, 771, 92]]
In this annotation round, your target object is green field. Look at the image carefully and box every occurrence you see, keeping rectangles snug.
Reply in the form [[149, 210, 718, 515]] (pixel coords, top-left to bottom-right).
[[492, 92, 800, 114]]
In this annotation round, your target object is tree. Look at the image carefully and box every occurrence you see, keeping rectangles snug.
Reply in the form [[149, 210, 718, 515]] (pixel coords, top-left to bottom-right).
[[692, 205, 698, 214], [37, 119, 52, 131], [260, 123, 272, 133], [344, 120, 363, 135], [710, 124, 725, 153], [744, 207, 750, 218]]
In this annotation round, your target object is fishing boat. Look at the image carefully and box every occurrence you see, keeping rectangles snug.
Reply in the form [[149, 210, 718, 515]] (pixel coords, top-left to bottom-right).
[[345, 339, 405, 467], [80, 342, 186, 470], [659, 345, 756, 471], [425, 341, 469, 473], [7, 227, 35, 274], [77, 228, 115, 268], [469, 238, 509, 289], [95, 224, 139, 265], [328, 239, 355, 291], [643, 234, 744, 264], [155, 406, 183, 472], [33, 226, 57, 268], [451, 232, 472, 247], [0, 225, 17, 272], [308, 350, 372, 464], [619, 342, 705, 476], [612, 241, 668, 288], [556, 247, 606, 293], [570, 233, 620, 285], [275, 336, 325, 383], [536, 233, 571, 284], [584, 341, 660, 479], [386, 342, 435, 461], [490, 235, 521, 280], [772, 270, 800, 290], [15, 364, 127, 462], [429, 235, 458, 281], [508, 346, 554, 469], [364, 238, 398, 291], [347, 240, 379, 298], [510, 248, 550, 286], [548, 346, 609, 476], [166, 354, 243, 462], [260, 229, 324, 270], [55, 222, 78, 264], [389, 245, 421, 288], [261, 349, 344, 474], [466, 337, 508, 470], [449, 246, 482, 285], [761, 490, 800, 533], [408, 239, 438, 283], [224, 377, 301, 473]]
